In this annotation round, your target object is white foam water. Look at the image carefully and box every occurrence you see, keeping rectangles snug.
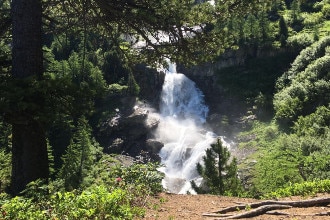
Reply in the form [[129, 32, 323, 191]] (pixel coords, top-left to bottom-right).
[[155, 61, 219, 194]]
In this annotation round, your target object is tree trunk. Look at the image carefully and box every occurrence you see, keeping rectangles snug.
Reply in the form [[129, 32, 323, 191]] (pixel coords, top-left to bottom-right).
[[11, 120, 49, 194], [12, 0, 43, 79], [11, 0, 49, 194]]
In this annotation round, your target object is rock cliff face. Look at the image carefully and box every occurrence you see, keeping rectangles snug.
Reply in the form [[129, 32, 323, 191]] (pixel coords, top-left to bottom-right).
[[134, 64, 165, 108], [98, 96, 163, 161], [176, 48, 250, 137], [177, 47, 286, 137], [96, 63, 166, 162]]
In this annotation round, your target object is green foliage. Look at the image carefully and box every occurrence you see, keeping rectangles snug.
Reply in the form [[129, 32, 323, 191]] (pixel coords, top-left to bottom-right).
[[294, 105, 330, 137], [222, 9, 275, 48], [292, 106, 330, 180], [50, 186, 143, 219], [290, 0, 303, 28], [279, 16, 289, 47], [321, 3, 330, 18], [0, 149, 11, 193], [0, 118, 11, 193], [114, 162, 164, 195], [0, 153, 163, 219], [274, 36, 330, 125], [0, 0, 11, 74], [263, 179, 330, 199], [191, 139, 243, 196], [0, 185, 144, 219], [108, 83, 128, 95], [216, 50, 296, 122], [241, 119, 330, 197], [277, 36, 330, 86], [58, 117, 101, 191], [0, 40, 11, 75], [251, 136, 305, 196], [302, 11, 324, 27], [0, 48, 108, 130], [86, 154, 164, 197], [287, 32, 314, 49], [0, 118, 11, 150], [127, 72, 140, 96], [0, 197, 46, 220]]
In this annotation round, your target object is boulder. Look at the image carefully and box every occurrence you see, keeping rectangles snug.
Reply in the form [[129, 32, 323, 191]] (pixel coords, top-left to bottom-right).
[[146, 139, 164, 154], [99, 100, 162, 162]]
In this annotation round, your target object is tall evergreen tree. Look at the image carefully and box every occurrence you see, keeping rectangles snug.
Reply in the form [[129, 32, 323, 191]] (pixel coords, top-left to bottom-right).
[[59, 117, 100, 190], [9, 0, 49, 195], [191, 139, 242, 196], [279, 16, 289, 47]]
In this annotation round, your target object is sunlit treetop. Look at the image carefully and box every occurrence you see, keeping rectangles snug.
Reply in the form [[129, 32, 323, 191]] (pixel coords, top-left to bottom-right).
[[3, 0, 271, 68], [90, 0, 272, 66]]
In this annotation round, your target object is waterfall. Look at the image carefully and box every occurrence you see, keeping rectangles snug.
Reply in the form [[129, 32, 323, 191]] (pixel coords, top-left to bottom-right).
[[159, 63, 209, 124], [155, 62, 219, 194]]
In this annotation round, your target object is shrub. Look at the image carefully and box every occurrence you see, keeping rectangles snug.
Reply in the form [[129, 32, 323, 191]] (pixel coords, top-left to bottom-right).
[[274, 37, 330, 124], [0, 149, 10, 193], [0, 185, 144, 220], [108, 83, 128, 95], [263, 179, 330, 199], [321, 4, 330, 18], [294, 105, 330, 137], [287, 33, 314, 49]]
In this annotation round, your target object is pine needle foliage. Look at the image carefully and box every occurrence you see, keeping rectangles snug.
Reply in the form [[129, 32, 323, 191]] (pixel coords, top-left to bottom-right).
[[58, 117, 101, 191], [191, 139, 242, 196]]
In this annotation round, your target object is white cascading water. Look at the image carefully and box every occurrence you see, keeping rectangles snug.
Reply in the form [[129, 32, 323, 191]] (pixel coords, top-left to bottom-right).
[[155, 62, 219, 194]]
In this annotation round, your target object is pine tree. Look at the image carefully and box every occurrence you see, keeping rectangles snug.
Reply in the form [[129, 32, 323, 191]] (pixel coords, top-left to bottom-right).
[[279, 16, 288, 47], [58, 117, 100, 190], [191, 139, 242, 196], [127, 72, 140, 96]]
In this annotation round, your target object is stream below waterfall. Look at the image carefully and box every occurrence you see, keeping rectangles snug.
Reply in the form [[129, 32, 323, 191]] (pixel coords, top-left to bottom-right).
[[154, 62, 231, 194]]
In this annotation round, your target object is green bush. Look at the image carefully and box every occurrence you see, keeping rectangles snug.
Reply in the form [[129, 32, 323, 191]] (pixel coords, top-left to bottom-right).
[[263, 179, 330, 199], [1, 197, 46, 220], [108, 83, 128, 95], [0, 149, 10, 193], [58, 117, 102, 191], [86, 155, 164, 197], [294, 105, 330, 137], [287, 33, 314, 50], [251, 138, 304, 196], [321, 4, 330, 18], [249, 121, 330, 196], [0, 156, 164, 220], [276, 36, 330, 89], [274, 37, 330, 124], [0, 185, 144, 220]]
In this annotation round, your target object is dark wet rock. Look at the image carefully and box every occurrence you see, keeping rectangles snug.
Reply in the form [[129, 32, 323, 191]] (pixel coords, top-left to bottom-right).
[[99, 100, 161, 162], [146, 139, 164, 154]]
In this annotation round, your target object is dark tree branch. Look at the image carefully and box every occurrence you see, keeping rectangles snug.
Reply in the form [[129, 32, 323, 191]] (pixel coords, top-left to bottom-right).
[[203, 197, 330, 219]]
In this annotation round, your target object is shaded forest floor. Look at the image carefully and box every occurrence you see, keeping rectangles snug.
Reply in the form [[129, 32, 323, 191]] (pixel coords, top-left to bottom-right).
[[143, 193, 330, 220]]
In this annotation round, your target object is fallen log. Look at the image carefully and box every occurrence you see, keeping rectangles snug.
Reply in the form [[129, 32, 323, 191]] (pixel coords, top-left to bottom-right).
[[315, 211, 330, 216], [266, 210, 330, 217], [213, 204, 292, 219], [213, 197, 330, 214], [266, 210, 289, 216], [202, 213, 233, 218]]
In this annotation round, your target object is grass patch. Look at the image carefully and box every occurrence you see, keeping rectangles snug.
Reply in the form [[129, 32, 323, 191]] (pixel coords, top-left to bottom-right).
[[263, 179, 330, 199]]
